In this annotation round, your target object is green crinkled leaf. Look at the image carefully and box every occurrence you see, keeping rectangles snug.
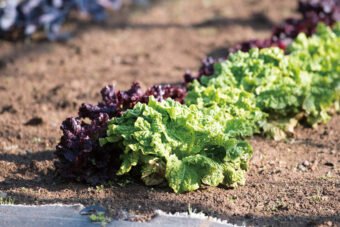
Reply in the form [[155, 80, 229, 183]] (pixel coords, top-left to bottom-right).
[[185, 80, 267, 137], [165, 154, 225, 193], [117, 151, 139, 175], [223, 164, 246, 186]]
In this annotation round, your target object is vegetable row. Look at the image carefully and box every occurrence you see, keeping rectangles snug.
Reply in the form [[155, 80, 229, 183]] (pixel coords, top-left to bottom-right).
[[56, 22, 340, 193], [55, 0, 340, 193]]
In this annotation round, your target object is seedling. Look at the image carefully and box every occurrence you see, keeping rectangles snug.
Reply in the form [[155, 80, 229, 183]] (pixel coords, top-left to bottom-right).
[[187, 203, 202, 215], [89, 212, 111, 227], [0, 197, 14, 205], [96, 185, 105, 192], [312, 186, 321, 203]]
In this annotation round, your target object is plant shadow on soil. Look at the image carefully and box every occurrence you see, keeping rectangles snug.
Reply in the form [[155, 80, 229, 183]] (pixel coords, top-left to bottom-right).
[[0, 150, 61, 190], [70, 11, 274, 34], [0, 7, 274, 70], [0, 148, 339, 226]]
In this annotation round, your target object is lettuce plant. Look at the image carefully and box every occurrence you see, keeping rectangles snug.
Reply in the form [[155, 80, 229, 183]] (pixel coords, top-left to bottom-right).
[[188, 23, 340, 140], [100, 97, 253, 193], [287, 22, 340, 125]]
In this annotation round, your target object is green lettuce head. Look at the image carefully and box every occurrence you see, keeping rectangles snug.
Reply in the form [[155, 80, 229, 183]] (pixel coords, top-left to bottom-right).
[[100, 97, 253, 193]]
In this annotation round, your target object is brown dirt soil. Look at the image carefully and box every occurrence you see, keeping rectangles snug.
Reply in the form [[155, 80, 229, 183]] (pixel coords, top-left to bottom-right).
[[0, 0, 339, 226]]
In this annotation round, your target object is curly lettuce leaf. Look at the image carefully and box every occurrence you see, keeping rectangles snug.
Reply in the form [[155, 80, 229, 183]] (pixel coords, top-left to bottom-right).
[[185, 80, 267, 136]]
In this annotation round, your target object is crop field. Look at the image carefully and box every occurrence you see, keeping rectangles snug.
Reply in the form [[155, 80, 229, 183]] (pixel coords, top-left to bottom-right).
[[0, 0, 339, 226]]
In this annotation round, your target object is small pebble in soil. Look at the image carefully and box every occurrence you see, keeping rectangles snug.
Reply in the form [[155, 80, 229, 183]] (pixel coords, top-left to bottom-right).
[[302, 161, 310, 167], [330, 150, 336, 155], [80, 206, 106, 215], [297, 164, 306, 171], [311, 160, 319, 171], [326, 221, 333, 226], [322, 196, 329, 201]]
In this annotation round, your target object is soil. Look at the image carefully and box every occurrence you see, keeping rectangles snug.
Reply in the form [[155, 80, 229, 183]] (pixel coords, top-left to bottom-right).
[[0, 0, 339, 226]]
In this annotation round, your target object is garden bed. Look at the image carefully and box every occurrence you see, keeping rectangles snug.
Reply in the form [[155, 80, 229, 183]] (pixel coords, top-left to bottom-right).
[[0, 0, 339, 226]]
